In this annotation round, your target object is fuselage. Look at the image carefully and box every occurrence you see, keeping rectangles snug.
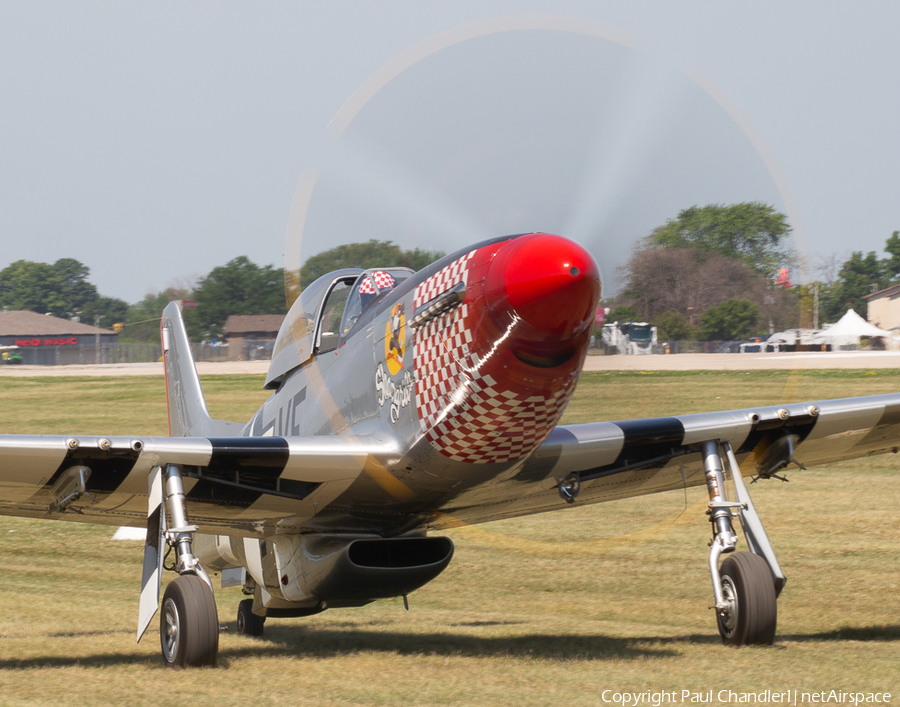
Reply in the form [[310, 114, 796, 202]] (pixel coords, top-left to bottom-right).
[[191, 232, 601, 612], [238, 232, 601, 535]]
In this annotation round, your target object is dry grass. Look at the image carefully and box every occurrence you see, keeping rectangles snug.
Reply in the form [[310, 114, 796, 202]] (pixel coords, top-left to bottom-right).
[[0, 370, 898, 705], [0, 374, 270, 435]]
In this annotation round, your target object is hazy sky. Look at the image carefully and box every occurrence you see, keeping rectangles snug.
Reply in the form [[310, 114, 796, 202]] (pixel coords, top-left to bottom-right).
[[1, 2, 898, 303]]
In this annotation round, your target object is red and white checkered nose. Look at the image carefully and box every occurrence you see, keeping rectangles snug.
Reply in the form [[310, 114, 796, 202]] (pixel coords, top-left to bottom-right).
[[412, 234, 600, 464]]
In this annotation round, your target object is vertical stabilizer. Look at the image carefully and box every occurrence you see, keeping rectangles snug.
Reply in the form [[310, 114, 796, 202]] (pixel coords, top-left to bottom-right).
[[161, 301, 244, 437]]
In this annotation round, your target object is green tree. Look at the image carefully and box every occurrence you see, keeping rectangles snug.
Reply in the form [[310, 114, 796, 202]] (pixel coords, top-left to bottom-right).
[[618, 246, 788, 328], [651, 311, 695, 341], [52, 258, 99, 315], [187, 257, 286, 339], [822, 251, 885, 321], [82, 295, 129, 330], [648, 202, 793, 278], [812, 231, 900, 323], [401, 246, 445, 272], [606, 305, 638, 322], [699, 298, 760, 340], [0, 257, 110, 319], [121, 287, 193, 342], [0, 260, 67, 315], [297, 241, 444, 290], [882, 230, 900, 281]]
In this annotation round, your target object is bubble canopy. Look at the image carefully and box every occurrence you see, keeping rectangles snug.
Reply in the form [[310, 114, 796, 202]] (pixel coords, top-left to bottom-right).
[[265, 267, 413, 389]]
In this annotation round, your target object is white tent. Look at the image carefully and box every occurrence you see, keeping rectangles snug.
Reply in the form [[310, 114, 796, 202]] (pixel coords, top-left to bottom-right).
[[813, 309, 893, 347]]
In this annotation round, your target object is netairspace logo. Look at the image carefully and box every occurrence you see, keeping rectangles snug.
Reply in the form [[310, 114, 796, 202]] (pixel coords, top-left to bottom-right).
[[599, 690, 892, 706]]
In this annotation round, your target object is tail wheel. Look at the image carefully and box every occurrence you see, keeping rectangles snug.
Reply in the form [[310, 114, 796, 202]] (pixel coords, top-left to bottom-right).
[[160, 574, 219, 667], [236, 598, 266, 637], [716, 551, 777, 646]]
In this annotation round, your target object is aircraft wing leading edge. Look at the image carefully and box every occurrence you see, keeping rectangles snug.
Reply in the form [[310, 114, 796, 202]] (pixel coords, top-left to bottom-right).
[[430, 391, 898, 528], [0, 433, 397, 532]]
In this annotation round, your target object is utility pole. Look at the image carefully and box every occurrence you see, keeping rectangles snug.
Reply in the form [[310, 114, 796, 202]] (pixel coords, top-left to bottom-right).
[[95, 315, 100, 365]]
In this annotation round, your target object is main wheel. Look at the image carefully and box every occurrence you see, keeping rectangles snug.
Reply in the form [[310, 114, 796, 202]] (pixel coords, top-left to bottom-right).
[[160, 574, 219, 667], [716, 551, 777, 646], [236, 598, 265, 637]]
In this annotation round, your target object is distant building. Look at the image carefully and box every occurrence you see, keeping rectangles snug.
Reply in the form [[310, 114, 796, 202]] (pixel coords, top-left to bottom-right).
[[223, 314, 284, 361], [0, 310, 118, 365], [864, 284, 900, 332]]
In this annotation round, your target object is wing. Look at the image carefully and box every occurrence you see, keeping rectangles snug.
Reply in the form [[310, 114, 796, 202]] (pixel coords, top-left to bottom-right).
[[429, 392, 900, 528], [0, 433, 396, 534], [4, 393, 898, 533]]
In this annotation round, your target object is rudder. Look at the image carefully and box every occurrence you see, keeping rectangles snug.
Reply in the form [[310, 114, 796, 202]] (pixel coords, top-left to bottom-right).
[[161, 301, 244, 437]]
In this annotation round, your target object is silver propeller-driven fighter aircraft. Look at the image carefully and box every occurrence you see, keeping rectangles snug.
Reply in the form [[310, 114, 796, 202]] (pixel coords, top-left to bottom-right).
[[0, 232, 896, 666]]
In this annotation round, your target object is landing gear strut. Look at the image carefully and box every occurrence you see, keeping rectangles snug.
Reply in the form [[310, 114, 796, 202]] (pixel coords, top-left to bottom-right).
[[701, 441, 782, 646], [157, 464, 219, 667]]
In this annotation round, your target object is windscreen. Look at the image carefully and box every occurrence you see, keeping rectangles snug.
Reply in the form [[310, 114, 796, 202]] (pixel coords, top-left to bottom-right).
[[629, 325, 652, 341]]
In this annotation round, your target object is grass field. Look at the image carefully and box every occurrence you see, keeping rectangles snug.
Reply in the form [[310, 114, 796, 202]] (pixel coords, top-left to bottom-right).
[[0, 370, 898, 706]]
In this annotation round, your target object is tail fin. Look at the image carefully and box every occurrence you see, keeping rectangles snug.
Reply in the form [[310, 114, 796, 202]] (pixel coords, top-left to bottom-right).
[[161, 301, 245, 437]]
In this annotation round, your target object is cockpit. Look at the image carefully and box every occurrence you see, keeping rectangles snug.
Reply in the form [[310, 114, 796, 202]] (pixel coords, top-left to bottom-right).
[[339, 270, 403, 336], [265, 267, 414, 389]]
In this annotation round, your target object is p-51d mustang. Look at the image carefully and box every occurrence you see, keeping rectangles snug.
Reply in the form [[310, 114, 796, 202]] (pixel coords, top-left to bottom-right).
[[0, 232, 897, 666]]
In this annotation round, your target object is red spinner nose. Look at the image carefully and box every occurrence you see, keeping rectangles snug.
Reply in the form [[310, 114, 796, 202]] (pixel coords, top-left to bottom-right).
[[484, 234, 600, 338]]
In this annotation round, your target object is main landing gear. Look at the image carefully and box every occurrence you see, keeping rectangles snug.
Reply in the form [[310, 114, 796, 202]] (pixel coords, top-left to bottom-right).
[[701, 440, 783, 646], [139, 464, 219, 667], [159, 464, 219, 667]]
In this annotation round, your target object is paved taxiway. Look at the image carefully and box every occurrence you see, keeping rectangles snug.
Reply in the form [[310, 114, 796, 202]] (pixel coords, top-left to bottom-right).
[[2, 351, 900, 378], [581, 350, 900, 371], [0, 360, 270, 377]]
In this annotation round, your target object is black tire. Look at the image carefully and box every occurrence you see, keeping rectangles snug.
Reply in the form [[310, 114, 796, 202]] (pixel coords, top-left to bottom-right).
[[716, 551, 777, 646], [160, 574, 219, 667], [236, 598, 266, 637]]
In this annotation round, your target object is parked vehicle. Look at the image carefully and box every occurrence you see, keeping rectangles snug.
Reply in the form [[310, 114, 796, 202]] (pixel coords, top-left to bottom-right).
[[601, 321, 657, 354]]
